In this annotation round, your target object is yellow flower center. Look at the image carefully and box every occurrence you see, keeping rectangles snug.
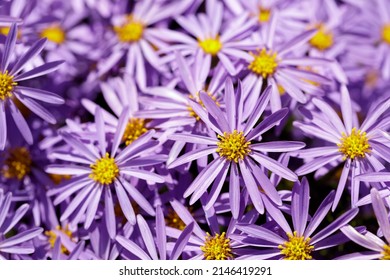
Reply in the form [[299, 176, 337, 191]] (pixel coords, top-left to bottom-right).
[[122, 118, 148, 146], [309, 25, 334, 51], [198, 36, 222, 56], [0, 26, 22, 39], [337, 127, 371, 160], [278, 231, 314, 260], [258, 7, 271, 23], [165, 209, 186, 230], [45, 225, 72, 255], [89, 153, 119, 185], [382, 24, 390, 44], [201, 232, 233, 260], [248, 48, 278, 78], [381, 244, 390, 260], [114, 15, 144, 43], [217, 130, 251, 163], [0, 70, 17, 101], [40, 26, 66, 44], [2, 147, 32, 180]]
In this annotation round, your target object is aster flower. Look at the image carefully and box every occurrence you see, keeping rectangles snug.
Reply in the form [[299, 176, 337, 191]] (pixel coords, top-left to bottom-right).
[[168, 79, 304, 217], [0, 23, 64, 150], [161, 0, 257, 75], [96, 0, 193, 89], [293, 85, 390, 210], [0, 190, 43, 259], [240, 15, 333, 114], [116, 205, 194, 260], [46, 107, 166, 238], [233, 178, 359, 260], [337, 188, 390, 260]]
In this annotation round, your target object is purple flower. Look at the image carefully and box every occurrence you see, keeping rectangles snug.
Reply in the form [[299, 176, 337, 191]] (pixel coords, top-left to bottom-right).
[[293, 85, 390, 210], [0, 23, 64, 150], [233, 177, 359, 260], [46, 107, 166, 238], [0, 190, 43, 259], [337, 188, 390, 260], [168, 79, 304, 217]]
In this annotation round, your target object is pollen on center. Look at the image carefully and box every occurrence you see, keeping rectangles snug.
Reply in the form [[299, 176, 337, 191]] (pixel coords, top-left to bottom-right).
[[248, 48, 278, 78], [2, 147, 31, 180], [309, 24, 334, 51], [217, 130, 251, 162], [337, 127, 371, 160], [278, 231, 314, 260], [382, 24, 390, 45], [201, 232, 233, 260], [198, 36, 222, 56], [90, 153, 119, 185], [40, 25, 66, 44], [122, 118, 148, 146], [0, 70, 17, 101], [114, 15, 144, 43]]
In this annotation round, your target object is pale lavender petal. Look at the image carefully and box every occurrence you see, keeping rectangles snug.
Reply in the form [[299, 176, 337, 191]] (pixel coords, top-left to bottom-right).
[[332, 160, 351, 211], [371, 188, 390, 244], [120, 169, 165, 183], [104, 187, 116, 239], [189, 99, 223, 135], [95, 107, 106, 156], [247, 108, 288, 140], [15, 60, 64, 81], [356, 172, 390, 182], [114, 180, 136, 225], [304, 191, 335, 238], [15, 94, 56, 124], [229, 162, 240, 219], [340, 225, 383, 251], [205, 163, 229, 211], [251, 152, 297, 181], [1, 23, 17, 72], [170, 222, 194, 260], [10, 38, 47, 75], [116, 235, 151, 260], [199, 91, 230, 132], [237, 224, 285, 245], [295, 154, 341, 176], [335, 252, 383, 260], [46, 165, 91, 175], [9, 101, 33, 144], [251, 141, 305, 152], [277, 29, 316, 57], [340, 85, 353, 133], [310, 208, 359, 244], [120, 178, 155, 216], [168, 134, 217, 145], [0, 227, 42, 248], [155, 206, 166, 260], [0, 102, 6, 150], [240, 159, 264, 214], [137, 215, 158, 260], [168, 147, 215, 169], [244, 85, 272, 135], [291, 178, 310, 236], [16, 86, 64, 104], [312, 98, 346, 134], [224, 77, 236, 130], [170, 200, 205, 240]]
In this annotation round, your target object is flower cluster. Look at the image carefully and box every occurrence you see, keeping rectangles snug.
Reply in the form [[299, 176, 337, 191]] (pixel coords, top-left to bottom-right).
[[0, 0, 390, 260]]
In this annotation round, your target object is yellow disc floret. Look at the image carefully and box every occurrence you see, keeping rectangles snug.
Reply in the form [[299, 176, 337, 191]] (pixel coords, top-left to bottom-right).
[[45, 225, 73, 255], [122, 118, 148, 146], [90, 153, 119, 185], [258, 7, 271, 23], [201, 232, 233, 260], [338, 127, 370, 160], [381, 244, 390, 260], [309, 24, 334, 51], [114, 15, 144, 43], [217, 130, 251, 163], [2, 147, 32, 180], [187, 91, 219, 121], [0, 70, 17, 100], [248, 48, 278, 78], [278, 231, 314, 260], [40, 25, 66, 44], [198, 36, 222, 56], [165, 209, 186, 230], [382, 24, 390, 45]]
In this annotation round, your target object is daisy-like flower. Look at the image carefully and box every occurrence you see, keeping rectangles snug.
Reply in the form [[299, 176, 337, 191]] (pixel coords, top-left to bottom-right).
[[293, 85, 390, 210], [0, 23, 64, 150], [337, 188, 390, 260], [96, 0, 193, 89], [46, 107, 166, 239], [241, 15, 332, 114], [0, 190, 43, 259], [233, 178, 359, 260], [168, 79, 304, 218], [162, 0, 257, 75], [116, 205, 194, 260]]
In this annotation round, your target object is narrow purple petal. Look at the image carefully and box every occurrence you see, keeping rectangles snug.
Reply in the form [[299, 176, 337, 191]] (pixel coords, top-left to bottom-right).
[[340, 85, 353, 133], [104, 187, 116, 239], [9, 101, 33, 144], [155, 206, 166, 260], [168, 147, 216, 169], [120, 178, 155, 216], [251, 152, 297, 181], [0, 227, 43, 248], [137, 215, 158, 260], [229, 162, 240, 219], [95, 107, 106, 156], [0, 102, 6, 150], [291, 178, 310, 236], [240, 159, 264, 214], [15, 94, 56, 124], [114, 181, 136, 225], [237, 224, 285, 245], [116, 235, 151, 260], [10, 38, 47, 75], [247, 108, 289, 140], [340, 225, 383, 252], [251, 141, 305, 152], [15, 60, 64, 81], [16, 86, 64, 104], [371, 188, 390, 244], [332, 160, 351, 211], [170, 222, 194, 260], [244, 85, 272, 135], [1, 23, 17, 72]]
